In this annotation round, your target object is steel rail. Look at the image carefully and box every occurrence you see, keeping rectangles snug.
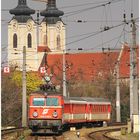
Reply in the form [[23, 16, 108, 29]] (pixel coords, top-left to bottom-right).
[[88, 125, 127, 140]]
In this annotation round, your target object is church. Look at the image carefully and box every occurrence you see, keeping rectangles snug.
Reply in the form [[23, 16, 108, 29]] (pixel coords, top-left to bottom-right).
[[7, 0, 138, 82], [8, 0, 66, 71]]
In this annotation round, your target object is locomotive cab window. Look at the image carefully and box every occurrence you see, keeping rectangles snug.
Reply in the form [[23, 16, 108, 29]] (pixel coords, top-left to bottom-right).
[[33, 98, 45, 106], [46, 98, 58, 106]]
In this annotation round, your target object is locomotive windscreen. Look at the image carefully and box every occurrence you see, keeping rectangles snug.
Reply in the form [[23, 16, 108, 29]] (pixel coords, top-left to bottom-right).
[[46, 98, 58, 106], [33, 98, 45, 106], [32, 97, 59, 106]]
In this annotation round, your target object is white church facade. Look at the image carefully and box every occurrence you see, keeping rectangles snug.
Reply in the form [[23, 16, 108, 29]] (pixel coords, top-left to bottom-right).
[[8, 0, 66, 71]]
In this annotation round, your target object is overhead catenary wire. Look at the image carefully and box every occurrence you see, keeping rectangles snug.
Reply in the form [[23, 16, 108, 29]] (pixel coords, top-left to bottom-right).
[[9, 22, 126, 52], [112, 24, 126, 49], [63, 0, 124, 18], [1, 20, 127, 50], [108, 4, 113, 27], [63, 1, 111, 17], [66, 22, 125, 46], [59, 0, 112, 9], [66, 18, 138, 46], [1, 18, 137, 56], [1, 0, 124, 12], [1, 33, 125, 67], [63, 19, 124, 23]]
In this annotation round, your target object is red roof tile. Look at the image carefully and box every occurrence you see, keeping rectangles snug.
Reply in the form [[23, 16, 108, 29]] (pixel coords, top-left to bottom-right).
[[39, 45, 139, 84], [37, 46, 51, 52]]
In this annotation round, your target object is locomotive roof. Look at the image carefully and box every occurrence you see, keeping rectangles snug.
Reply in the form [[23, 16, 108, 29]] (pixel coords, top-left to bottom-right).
[[30, 91, 111, 104], [30, 90, 63, 96], [64, 97, 111, 104]]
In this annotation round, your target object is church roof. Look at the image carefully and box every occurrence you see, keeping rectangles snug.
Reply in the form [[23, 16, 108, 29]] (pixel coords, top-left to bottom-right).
[[9, 0, 35, 22], [37, 46, 51, 52], [39, 45, 139, 83], [40, 0, 64, 24]]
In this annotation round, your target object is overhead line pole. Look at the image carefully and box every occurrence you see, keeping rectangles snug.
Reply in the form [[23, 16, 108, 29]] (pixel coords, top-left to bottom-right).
[[63, 49, 67, 97], [22, 46, 27, 127], [131, 18, 138, 115], [116, 45, 124, 122], [130, 14, 139, 133], [102, 45, 124, 123]]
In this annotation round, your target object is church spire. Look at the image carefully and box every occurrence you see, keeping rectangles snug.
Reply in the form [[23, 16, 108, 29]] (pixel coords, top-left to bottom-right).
[[9, 0, 35, 23], [40, 0, 64, 24]]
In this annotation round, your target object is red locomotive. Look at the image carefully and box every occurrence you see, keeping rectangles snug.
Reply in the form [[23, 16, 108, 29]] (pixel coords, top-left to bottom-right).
[[28, 91, 111, 134]]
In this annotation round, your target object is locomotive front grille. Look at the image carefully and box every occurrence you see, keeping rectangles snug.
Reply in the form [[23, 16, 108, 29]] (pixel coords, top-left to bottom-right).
[[43, 121, 48, 126], [29, 119, 62, 129]]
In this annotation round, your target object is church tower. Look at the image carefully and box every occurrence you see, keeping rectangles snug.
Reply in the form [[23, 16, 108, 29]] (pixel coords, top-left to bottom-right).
[[8, 0, 66, 71], [8, 0, 38, 71], [39, 0, 66, 53]]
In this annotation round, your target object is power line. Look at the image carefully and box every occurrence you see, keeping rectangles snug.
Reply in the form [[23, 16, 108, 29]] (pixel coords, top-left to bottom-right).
[[66, 18, 138, 46], [1, 0, 124, 12], [63, 0, 124, 17], [66, 22, 125, 46], [5, 33, 124, 59], [59, 0, 111, 9], [112, 24, 126, 49], [2, 19, 137, 55], [63, 19, 124, 23], [1, 24, 120, 49], [63, 2, 111, 17], [67, 34, 124, 52], [1, 1, 110, 13]]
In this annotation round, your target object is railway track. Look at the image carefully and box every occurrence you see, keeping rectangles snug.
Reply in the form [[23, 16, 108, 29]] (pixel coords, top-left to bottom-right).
[[88, 127, 125, 140], [2, 127, 25, 136], [1, 123, 126, 140], [29, 135, 63, 140], [34, 136, 57, 140], [2, 127, 26, 140], [2, 129, 62, 140]]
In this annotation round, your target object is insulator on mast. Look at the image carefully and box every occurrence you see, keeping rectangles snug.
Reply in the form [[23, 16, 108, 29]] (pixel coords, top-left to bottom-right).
[[37, 10, 40, 24], [123, 13, 126, 19], [131, 13, 133, 19], [123, 13, 126, 22]]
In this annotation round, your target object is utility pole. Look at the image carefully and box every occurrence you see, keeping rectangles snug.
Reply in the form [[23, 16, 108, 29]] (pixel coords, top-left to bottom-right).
[[22, 46, 27, 127], [44, 50, 48, 70], [37, 10, 39, 47], [130, 14, 139, 133], [63, 49, 67, 97], [116, 45, 124, 122]]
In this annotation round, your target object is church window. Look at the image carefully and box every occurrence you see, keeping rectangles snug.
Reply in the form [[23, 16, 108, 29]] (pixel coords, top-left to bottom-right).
[[13, 34, 17, 48], [28, 33, 32, 48], [43, 35, 47, 46], [57, 35, 61, 50]]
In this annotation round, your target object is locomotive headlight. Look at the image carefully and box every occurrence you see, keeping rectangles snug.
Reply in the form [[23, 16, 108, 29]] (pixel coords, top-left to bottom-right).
[[33, 111, 38, 117], [52, 111, 58, 118]]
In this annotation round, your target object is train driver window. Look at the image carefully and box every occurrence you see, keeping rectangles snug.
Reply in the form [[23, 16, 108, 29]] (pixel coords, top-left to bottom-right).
[[33, 98, 45, 106], [46, 98, 58, 106]]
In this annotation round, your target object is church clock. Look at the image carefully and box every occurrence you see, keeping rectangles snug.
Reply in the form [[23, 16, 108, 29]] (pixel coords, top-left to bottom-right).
[[12, 20, 18, 31], [26, 20, 33, 31], [56, 24, 61, 31]]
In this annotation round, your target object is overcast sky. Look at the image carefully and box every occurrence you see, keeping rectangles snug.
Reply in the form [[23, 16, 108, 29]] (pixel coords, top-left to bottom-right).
[[1, 0, 139, 63]]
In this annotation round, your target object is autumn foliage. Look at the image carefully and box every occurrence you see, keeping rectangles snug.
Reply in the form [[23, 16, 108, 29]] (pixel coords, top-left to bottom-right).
[[1, 67, 43, 126]]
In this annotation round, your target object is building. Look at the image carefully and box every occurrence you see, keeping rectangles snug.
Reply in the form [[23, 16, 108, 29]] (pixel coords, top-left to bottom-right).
[[39, 44, 139, 85], [8, 0, 139, 83], [8, 0, 65, 71]]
